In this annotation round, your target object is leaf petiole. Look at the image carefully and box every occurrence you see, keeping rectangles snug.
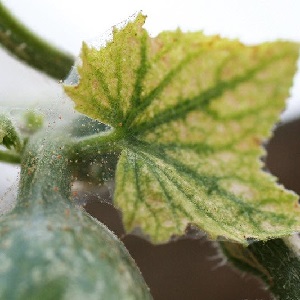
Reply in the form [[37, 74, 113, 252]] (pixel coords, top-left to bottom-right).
[[71, 127, 124, 158]]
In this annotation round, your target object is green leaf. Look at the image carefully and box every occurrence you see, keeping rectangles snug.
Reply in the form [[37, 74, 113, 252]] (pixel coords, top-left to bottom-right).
[[0, 113, 21, 152], [65, 13, 300, 244]]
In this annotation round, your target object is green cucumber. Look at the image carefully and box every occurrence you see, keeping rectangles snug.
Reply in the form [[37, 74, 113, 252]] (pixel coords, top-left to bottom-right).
[[0, 130, 152, 299]]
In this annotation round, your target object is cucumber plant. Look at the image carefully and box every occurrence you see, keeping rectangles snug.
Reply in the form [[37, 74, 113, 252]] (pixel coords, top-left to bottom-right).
[[1, 2, 300, 299]]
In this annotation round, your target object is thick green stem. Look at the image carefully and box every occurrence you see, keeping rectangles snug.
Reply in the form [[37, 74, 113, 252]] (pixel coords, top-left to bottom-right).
[[220, 238, 300, 300], [0, 1, 74, 80], [0, 149, 20, 164], [17, 131, 72, 210], [1, 127, 152, 299]]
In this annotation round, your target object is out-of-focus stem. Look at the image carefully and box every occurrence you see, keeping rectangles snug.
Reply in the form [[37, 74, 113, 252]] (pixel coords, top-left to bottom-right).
[[0, 1, 74, 80]]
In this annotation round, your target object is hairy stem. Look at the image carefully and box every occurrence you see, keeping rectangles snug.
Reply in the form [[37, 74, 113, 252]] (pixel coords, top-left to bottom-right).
[[220, 237, 300, 300], [0, 2, 74, 80]]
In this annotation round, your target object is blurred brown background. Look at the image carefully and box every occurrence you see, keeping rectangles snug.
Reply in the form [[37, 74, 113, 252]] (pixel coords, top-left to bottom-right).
[[85, 118, 300, 300]]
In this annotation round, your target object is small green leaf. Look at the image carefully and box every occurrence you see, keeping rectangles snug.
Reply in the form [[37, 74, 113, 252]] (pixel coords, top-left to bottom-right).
[[0, 113, 21, 152], [65, 14, 300, 244]]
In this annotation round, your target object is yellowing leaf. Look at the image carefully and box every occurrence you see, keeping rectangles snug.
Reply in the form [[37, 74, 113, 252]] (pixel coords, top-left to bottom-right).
[[65, 13, 300, 244]]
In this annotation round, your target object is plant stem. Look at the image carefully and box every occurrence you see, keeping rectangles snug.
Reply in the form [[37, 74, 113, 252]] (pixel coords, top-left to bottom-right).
[[17, 126, 124, 209], [0, 1, 74, 80], [5, 128, 152, 300], [221, 238, 300, 300], [17, 131, 72, 210], [0, 149, 20, 164]]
